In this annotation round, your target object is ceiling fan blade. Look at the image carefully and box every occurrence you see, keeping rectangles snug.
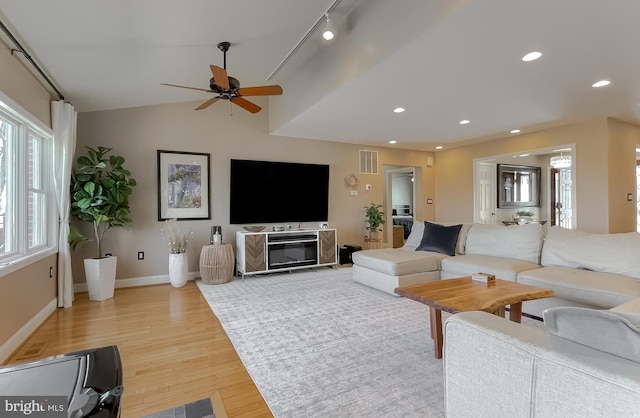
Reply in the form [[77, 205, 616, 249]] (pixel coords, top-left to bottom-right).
[[161, 83, 210, 93], [230, 97, 262, 113], [210, 65, 230, 90], [195, 97, 220, 110], [237, 85, 283, 96]]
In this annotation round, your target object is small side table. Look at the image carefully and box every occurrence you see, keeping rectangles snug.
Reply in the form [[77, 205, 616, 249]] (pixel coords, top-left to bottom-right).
[[199, 243, 235, 284], [363, 237, 383, 250]]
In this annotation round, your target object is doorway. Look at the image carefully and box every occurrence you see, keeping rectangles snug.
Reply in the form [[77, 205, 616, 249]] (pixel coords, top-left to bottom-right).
[[550, 167, 573, 228], [636, 146, 640, 232], [386, 166, 416, 246], [473, 145, 575, 227]]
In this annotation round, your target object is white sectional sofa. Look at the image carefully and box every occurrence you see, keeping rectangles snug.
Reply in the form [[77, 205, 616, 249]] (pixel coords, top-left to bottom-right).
[[352, 220, 640, 317], [443, 310, 640, 418]]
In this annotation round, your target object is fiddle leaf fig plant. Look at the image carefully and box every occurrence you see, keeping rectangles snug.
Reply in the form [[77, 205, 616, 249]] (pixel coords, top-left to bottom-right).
[[364, 203, 385, 232], [69, 146, 137, 258]]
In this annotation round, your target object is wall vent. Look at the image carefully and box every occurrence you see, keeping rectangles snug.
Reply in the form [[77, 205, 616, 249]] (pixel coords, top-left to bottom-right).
[[359, 150, 378, 174]]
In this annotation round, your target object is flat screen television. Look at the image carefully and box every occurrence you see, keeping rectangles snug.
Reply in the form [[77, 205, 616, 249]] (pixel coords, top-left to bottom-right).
[[230, 159, 330, 224]]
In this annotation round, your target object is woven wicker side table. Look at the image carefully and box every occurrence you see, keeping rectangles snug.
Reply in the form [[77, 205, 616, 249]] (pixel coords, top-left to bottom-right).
[[199, 243, 235, 284]]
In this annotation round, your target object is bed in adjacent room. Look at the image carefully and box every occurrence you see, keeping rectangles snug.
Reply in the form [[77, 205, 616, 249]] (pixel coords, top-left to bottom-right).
[[392, 205, 413, 239]]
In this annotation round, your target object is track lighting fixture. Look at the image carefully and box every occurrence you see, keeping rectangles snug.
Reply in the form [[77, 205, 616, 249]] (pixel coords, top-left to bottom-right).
[[322, 14, 335, 40], [268, 0, 357, 80]]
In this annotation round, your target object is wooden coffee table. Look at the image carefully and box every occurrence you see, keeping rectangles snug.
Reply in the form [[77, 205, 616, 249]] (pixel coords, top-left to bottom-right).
[[395, 277, 554, 358]]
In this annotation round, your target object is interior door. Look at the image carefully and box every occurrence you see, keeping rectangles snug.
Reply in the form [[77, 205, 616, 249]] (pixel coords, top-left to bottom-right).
[[476, 163, 496, 224]]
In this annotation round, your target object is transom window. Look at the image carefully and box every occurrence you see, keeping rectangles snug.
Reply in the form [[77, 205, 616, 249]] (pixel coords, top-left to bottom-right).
[[0, 92, 56, 273]]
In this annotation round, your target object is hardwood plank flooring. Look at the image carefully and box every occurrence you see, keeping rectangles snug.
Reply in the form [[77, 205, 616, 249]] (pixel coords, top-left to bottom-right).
[[5, 282, 273, 418]]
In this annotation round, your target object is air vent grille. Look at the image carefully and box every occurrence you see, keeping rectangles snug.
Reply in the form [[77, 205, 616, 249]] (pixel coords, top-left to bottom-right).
[[359, 150, 378, 174]]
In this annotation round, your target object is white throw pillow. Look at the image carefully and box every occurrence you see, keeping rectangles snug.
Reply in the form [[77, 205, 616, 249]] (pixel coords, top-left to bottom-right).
[[543, 307, 640, 362]]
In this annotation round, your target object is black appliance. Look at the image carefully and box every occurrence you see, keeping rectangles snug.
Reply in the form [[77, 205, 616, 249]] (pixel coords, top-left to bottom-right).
[[339, 244, 362, 265], [0, 345, 123, 417]]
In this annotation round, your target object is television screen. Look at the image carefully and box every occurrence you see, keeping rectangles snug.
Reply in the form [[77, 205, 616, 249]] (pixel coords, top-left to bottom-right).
[[230, 159, 330, 224]]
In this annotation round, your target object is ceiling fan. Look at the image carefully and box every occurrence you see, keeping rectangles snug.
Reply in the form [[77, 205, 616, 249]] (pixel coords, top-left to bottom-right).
[[161, 41, 283, 113]]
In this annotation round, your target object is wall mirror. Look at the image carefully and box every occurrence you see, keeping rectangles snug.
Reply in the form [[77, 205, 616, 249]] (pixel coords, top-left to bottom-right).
[[497, 164, 541, 208]]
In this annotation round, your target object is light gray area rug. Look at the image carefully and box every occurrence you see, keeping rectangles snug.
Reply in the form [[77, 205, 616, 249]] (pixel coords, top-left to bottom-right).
[[196, 267, 543, 417]]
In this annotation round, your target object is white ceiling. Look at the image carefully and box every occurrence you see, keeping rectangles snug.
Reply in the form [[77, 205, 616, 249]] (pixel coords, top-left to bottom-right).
[[1, 0, 640, 151]]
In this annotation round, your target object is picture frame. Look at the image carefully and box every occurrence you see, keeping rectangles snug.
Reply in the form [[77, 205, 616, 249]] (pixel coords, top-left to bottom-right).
[[157, 150, 211, 220]]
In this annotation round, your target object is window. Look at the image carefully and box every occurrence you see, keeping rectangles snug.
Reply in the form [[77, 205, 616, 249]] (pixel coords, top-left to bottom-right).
[[0, 92, 56, 272]]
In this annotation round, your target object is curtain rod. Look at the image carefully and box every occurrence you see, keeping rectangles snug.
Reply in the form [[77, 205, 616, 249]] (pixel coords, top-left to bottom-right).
[[0, 18, 65, 101]]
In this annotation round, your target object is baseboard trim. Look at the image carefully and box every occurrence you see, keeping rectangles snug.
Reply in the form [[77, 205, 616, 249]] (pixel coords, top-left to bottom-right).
[[0, 298, 57, 364], [73, 272, 200, 293]]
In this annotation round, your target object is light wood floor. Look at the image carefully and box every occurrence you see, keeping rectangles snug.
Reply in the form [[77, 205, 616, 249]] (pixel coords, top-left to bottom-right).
[[5, 282, 273, 418]]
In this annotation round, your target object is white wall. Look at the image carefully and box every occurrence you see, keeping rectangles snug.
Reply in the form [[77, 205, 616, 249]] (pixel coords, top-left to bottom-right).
[[74, 100, 435, 283]]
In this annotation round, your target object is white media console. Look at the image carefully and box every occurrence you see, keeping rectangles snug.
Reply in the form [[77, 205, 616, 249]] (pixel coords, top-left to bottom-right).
[[236, 228, 337, 278]]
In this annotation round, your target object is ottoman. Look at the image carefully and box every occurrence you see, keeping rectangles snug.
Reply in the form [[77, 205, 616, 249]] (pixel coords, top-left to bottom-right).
[[352, 248, 449, 295]]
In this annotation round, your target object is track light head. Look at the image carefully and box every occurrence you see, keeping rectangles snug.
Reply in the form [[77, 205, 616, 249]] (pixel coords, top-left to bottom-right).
[[322, 14, 335, 40]]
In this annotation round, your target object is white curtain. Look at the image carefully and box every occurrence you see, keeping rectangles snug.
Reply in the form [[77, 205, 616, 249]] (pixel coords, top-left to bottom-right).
[[52, 100, 77, 308]]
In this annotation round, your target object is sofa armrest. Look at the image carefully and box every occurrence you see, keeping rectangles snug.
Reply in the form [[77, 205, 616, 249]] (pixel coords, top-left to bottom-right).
[[443, 311, 640, 418]]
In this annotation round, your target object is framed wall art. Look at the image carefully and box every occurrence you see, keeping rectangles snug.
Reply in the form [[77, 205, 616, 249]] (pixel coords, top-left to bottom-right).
[[157, 150, 210, 220]]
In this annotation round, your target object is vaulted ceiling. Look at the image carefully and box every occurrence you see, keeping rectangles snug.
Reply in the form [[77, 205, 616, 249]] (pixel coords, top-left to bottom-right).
[[1, 0, 640, 151]]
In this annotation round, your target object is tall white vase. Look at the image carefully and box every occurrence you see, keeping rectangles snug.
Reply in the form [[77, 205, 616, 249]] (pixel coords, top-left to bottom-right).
[[169, 252, 188, 287], [84, 256, 118, 301]]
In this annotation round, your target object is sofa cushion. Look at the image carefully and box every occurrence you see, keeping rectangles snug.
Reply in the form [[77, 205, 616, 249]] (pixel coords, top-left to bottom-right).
[[415, 221, 462, 256], [542, 226, 640, 279], [517, 267, 640, 308], [610, 297, 640, 319], [441, 254, 540, 282], [351, 248, 446, 276], [543, 307, 640, 362], [404, 221, 471, 255], [465, 223, 543, 264]]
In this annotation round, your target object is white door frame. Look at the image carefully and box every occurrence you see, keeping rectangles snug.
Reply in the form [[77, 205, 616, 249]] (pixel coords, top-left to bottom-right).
[[385, 166, 416, 244]]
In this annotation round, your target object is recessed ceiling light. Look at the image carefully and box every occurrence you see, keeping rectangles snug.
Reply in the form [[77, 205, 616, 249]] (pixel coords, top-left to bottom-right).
[[519, 154, 530, 157], [510, 129, 521, 134], [435, 146, 443, 150], [592, 80, 610, 88], [388, 140, 397, 144], [459, 119, 470, 125], [522, 51, 542, 62], [393, 107, 405, 113]]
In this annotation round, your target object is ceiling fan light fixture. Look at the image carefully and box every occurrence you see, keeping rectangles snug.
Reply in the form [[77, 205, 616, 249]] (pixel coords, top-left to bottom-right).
[[162, 41, 282, 114], [322, 14, 335, 40]]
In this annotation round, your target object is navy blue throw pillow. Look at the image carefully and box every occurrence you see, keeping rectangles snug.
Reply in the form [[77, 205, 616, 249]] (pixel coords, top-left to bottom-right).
[[415, 221, 462, 256]]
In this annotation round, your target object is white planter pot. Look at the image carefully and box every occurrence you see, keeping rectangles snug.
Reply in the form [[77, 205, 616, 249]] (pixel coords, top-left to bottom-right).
[[169, 253, 188, 288], [84, 256, 117, 301]]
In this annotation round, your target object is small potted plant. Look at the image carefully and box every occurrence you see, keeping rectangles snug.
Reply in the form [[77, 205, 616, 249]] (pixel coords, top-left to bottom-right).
[[514, 209, 535, 224], [364, 203, 385, 240], [69, 146, 136, 300]]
